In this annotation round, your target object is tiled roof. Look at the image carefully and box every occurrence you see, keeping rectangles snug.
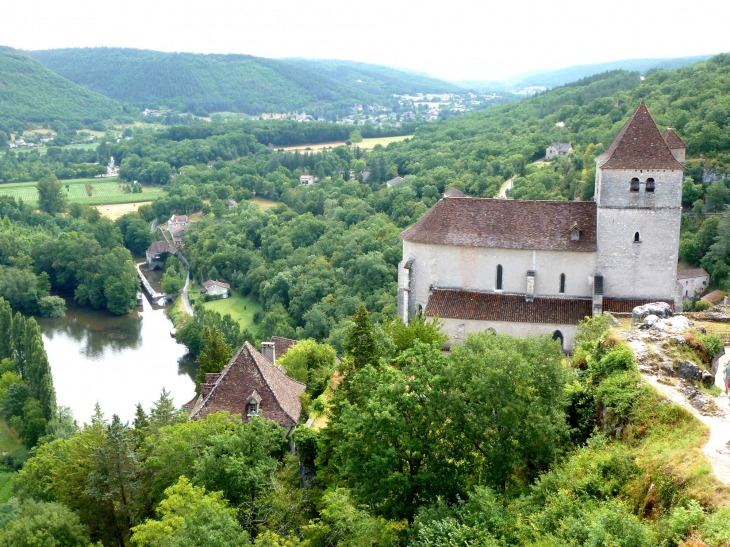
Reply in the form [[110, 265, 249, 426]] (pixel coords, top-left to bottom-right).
[[386, 176, 404, 187], [596, 103, 684, 170], [677, 268, 709, 280], [443, 187, 466, 198], [203, 279, 230, 289], [189, 342, 306, 424], [400, 198, 597, 252], [602, 298, 674, 313], [271, 336, 297, 359], [549, 142, 572, 152], [169, 215, 189, 223], [170, 225, 187, 235], [662, 128, 687, 149], [146, 240, 178, 255], [425, 289, 592, 324], [702, 290, 725, 304]]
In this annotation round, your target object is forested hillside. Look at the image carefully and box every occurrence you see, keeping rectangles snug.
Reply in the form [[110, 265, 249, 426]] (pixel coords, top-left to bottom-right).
[[28, 48, 459, 117], [0, 47, 119, 138]]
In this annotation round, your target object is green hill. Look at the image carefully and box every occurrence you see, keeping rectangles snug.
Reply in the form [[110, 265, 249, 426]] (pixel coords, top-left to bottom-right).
[[28, 48, 461, 117], [0, 46, 119, 135]]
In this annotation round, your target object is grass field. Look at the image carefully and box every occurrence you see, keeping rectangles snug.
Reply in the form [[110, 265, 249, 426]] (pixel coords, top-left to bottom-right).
[[248, 196, 278, 210], [0, 178, 164, 206], [0, 419, 20, 455], [189, 283, 261, 331], [97, 201, 154, 220], [277, 134, 412, 152]]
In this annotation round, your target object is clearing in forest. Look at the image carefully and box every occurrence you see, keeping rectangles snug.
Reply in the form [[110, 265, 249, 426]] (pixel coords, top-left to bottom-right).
[[96, 201, 154, 220], [277, 134, 412, 152], [0, 178, 163, 206]]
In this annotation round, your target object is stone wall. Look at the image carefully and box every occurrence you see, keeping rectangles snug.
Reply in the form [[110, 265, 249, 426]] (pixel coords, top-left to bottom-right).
[[439, 317, 577, 351]]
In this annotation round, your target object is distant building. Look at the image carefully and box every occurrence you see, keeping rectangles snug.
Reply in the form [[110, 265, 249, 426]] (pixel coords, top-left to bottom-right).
[[145, 240, 178, 270], [207, 161, 215, 168], [677, 268, 709, 298], [227, 199, 238, 211], [361, 168, 370, 182], [201, 280, 230, 298], [702, 290, 725, 305], [39, 136, 54, 143], [186, 341, 306, 435], [443, 187, 465, 198], [546, 142, 572, 160], [300, 175, 316, 185], [386, 176, 405, 188], [168, 215, 190, 246]]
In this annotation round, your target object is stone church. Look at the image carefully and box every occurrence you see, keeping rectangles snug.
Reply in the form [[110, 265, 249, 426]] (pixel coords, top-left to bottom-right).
[[398, 103, 686, 349]]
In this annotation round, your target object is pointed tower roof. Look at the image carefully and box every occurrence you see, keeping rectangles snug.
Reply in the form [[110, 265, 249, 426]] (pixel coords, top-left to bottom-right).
[[662, 128, 687, 149], [596, 103, 684, 170]]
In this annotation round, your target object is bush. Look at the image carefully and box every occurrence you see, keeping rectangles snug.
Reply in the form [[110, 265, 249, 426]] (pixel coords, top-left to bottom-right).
[[590, 345, 636, 380], [663, 500, 704, 546], [694, 299, 712, 311], [699, 506, 730, 546], [699, 333, 723, 358], [37, 295, 66, 317]]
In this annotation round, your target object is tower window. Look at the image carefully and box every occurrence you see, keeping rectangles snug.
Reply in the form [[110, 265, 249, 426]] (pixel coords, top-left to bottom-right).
[[646, 178, 655, 192], [630, 178, 640, 192], [634, 232, 641, 243], [496, 265, 503, 290], [571, 222, 580, 241], [559, 273, 566, 294]]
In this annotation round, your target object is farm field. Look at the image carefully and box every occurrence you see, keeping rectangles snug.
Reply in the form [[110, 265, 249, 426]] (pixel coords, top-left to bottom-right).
[[96, 201, 154, 220], [277, 134, 412, 152], [0, 178, 164, 206], [248, 196, 278, 210], [188, 283, 261, 331], [36, 142, 99, 155]]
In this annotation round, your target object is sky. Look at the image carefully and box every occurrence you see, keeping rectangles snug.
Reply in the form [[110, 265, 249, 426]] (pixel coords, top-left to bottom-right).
[[5, 0, 730, 81]]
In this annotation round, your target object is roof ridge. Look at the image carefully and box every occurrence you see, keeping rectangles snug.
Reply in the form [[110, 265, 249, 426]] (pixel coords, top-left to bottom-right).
[[244, 342, 304, 423], [189, 343, 248, 418]]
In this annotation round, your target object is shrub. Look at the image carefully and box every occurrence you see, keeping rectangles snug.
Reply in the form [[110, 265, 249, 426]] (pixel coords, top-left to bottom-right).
[[699, 333, 723, 358], [694, 299, 712, 311], [590, 345, 636, 381], [699, 506, 730, 546], [662, 500, 704, 546]]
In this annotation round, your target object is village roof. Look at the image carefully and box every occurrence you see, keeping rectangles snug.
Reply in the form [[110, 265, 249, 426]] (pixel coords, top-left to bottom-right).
[[386, 176, 405, 187], [443, 187, 466, 198], [271, 336, 297, 359], [146, 240, 178, 255], [189, 342, 306, 424], [202, 279, 230, 290], [596, 103, 684, 170], [549, 142, 572, 152], [227, 198, 238, 206], [169, 214, 189, 223], [702, 290, 725, 304], [425, 290, 674, 324], [677, 268, 709, 280], [400, 197, 597, 252], [662, 128, 688, 149]]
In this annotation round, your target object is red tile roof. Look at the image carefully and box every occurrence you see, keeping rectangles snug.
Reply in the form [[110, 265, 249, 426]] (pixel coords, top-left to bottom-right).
[[702, 290, 725, 304], [202, 279, 230, 290], [596, 103, 684, 170], [425, 289, 592, 324], [677, 268, 709, 280], [400, 198, 597, 252], [271, 336, 297, 359], [146, 240, 178, 255], [602, 298, 674, 313], [662, 128, 687, 149]]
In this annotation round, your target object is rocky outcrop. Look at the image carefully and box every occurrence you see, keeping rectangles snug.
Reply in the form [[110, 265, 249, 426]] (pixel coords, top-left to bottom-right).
[[677, 360, 702, 382], [632, 302, 673, 326]]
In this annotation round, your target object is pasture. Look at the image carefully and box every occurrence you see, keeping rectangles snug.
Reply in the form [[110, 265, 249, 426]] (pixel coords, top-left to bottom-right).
[[277, 134, 412, 152], [0, 178, 164, 206]]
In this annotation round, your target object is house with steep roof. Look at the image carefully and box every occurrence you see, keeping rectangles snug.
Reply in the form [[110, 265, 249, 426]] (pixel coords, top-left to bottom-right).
[[201, 280, 230, 298], [145, 240, 179, 270], [187, 341, 306, 434], [399, 103, 684, 350], [677, 268, 709, 298], [546, 142, 572, 160], [386, 176, 405, 188], [167, 214, 190, 247]]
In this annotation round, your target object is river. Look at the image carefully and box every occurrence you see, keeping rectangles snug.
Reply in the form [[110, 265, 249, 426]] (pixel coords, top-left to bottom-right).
[[36, 295, 196, 424]]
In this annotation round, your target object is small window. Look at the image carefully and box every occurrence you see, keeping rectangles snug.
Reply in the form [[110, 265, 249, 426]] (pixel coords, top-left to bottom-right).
[[646, 178, 655, 192], [630, 178, 640, 192], [248, 402, 258, 416], [571, 223, 580, 241], [496, 265, 503, 291], [559, 273, 566, 294], [634, 231, 641, 243]]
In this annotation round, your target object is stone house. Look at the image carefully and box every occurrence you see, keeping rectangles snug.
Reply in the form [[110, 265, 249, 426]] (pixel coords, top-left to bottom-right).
[[300, 175, 316, 185], [201, 280, 230, 297], [386, 176, 404, 188], [227, 198, 238, 211], [145, 240, 178, 270], [545, 142, 573, 160], [187, 341, 306, 435], [677, 268, 709, 298], [399, 104, 683, 350], [702, 290, 725, 305], [168, 214, 190, 247]]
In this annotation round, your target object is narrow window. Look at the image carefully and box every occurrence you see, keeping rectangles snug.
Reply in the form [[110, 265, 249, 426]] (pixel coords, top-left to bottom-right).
[[646, 178, 655, 192], [249, 402, 258, 415], [559, 273, 566, 294], [496, 265, 503, 290], [630, 178, 640, 192], [634, 231, 641, 243]]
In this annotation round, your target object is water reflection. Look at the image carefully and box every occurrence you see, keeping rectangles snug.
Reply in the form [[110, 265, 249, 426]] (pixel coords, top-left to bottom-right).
[[37, 296, 196, 424]]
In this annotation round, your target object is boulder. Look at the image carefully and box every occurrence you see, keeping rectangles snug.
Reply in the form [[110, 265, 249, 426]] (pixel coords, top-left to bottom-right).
[[677, 360, 702, 382], [632, 302, 673, 326], [690, 391, 710, 410], [654, 315, 692, 332], [701, 370, 715, 388], [705, 312, 730, 322], [643, 314, 659, 326]]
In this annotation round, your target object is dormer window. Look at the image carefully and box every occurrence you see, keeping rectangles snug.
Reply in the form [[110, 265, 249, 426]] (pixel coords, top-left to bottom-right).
[[630, 178, 640, 192], [571, 222, 580, 241], [646, 178, 655, 192], [248, 402, 258, 416], [246, 390, 262, 417]]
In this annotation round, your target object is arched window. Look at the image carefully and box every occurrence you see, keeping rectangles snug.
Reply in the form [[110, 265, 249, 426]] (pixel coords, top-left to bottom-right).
[[496, 265, 503, 290], [486, 327, 496, 335], [559, 273, 566, 294], [552, 330, 564, 348], [634, 231, 641, 243], [630, 178, 640, 192], [646, 178, 655, 192]]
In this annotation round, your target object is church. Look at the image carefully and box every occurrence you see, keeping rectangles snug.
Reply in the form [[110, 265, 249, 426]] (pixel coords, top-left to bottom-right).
[[398, 104, 686, 350]]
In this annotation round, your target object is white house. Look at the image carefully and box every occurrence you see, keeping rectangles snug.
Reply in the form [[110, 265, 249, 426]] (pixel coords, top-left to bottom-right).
[[300, 175, 316, 185], [546, 142, 572, 160], [201, 280, 230, 298], [168, 215, 190, 247], [399, 104, 684, 350], [386, 176, 404, 188], [677, 268, 709, 298]]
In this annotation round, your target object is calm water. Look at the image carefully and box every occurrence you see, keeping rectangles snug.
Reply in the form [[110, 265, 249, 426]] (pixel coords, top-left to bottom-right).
[[36, 295, 196, 424]]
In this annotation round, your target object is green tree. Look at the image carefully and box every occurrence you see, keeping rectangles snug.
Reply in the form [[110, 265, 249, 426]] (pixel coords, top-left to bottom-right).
[[276, 339, 336, 396], [38, 296, 66, 317], [343, 305, 380, 373], [0, 298, 11, 361], [349, 130, 363, 144], [195, 327, 233, 390], [682, 176, 703, 207], [706, 180, 729, 211], [37, 174, 67, 215], [0, 500, 91, 547], [161, 272, 184, 294]]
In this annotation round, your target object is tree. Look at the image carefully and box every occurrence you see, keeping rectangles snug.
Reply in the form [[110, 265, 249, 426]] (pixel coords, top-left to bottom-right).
[[195, 327, 233, 390], [38, 296, 66, 318], [682, 177, 703, 207], [343, 305, 380, 373], [37, 174, 67, 215], [276, 339, 336, 397], [0, 298, 11, 361], [349, 130, 363, 144], [131, 477, 250, 547], [706, 180, 729, 211], [0, 500, 91, 547], [161, 272, 184, 294]]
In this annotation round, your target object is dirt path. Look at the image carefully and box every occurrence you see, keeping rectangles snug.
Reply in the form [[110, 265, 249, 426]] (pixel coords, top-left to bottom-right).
[[628, 336, 730, 484]]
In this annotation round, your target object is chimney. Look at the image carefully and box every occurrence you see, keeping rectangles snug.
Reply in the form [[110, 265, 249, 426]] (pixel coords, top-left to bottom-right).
[[592, 274, 604, 316], [525, 270, 535, 302], [261, 342, 275, 365]]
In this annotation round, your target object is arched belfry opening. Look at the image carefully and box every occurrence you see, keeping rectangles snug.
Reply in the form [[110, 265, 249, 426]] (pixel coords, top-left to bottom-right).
[[630, 178, 640, 192], [634, 231, 641, 243], [646, 178, 655, 192], [552, 330, 564, 348]]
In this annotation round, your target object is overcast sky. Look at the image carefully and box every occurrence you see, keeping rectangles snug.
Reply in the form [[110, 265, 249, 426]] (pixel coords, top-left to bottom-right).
[[6, 0, 729, 81]]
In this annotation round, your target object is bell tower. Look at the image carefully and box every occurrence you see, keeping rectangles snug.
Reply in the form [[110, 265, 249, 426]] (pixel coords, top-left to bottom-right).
[[594, 103, 684, 304]]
